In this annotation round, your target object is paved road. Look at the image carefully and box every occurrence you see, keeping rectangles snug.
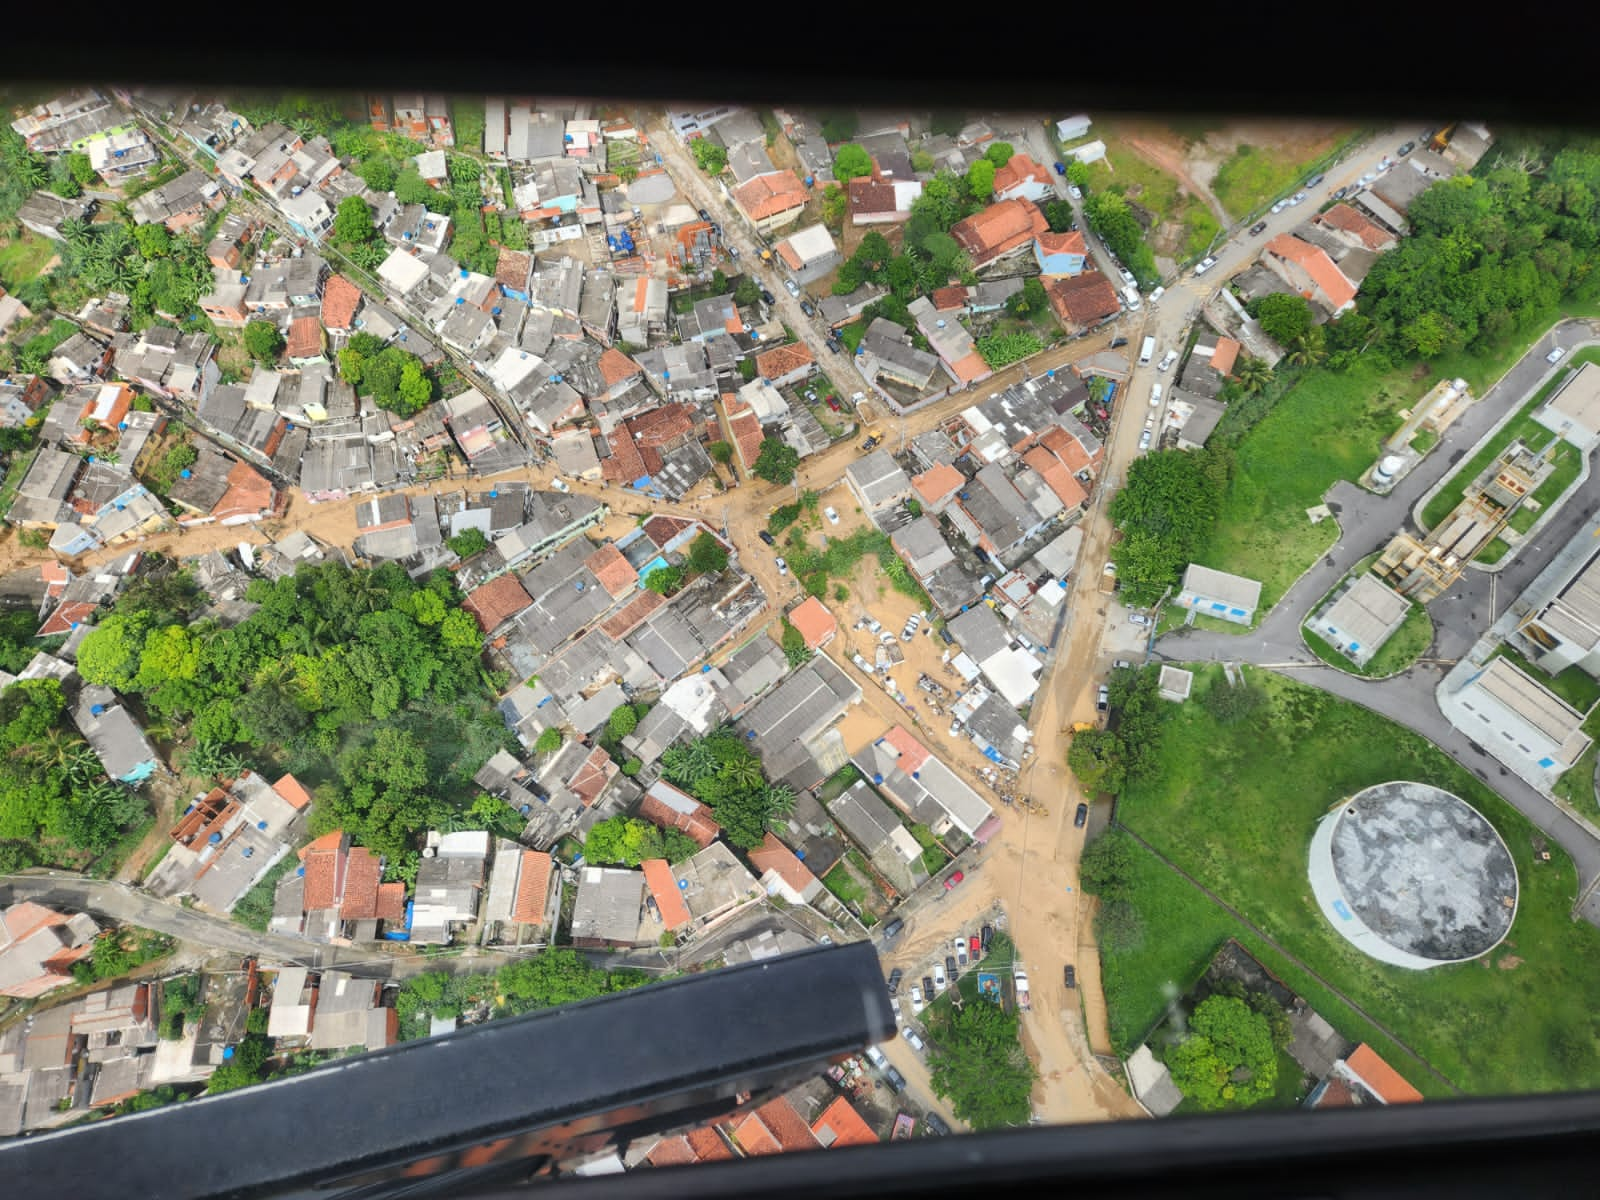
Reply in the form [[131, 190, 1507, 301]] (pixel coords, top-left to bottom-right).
[[1153, 319, 1600, 920]]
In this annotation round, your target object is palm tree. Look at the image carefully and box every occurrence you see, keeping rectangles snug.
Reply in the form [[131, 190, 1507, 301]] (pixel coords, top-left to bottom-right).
[[1086, 375, 1113, 406], [60, 217, 92, 250], [722, 754, 764, 791], [110, 254, 143, 293], [1234, 356, 1275, 396], [760, 782, 796, 820], [16, 154, 46, 189], [288, 118, 318, 144], [1286, 334, 1327, 368]]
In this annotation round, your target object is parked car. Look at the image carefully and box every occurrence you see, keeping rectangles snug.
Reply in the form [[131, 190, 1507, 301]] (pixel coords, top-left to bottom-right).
[[1075, 803, 1089, 828], [760, 287, 776, 305], [758, 530, 776, 546], [1064, 964, 1077, 988], [550, 477, 570, 493], [1068, 185, 1082, 200], [883, 917, 904, 940], [1398, 141, 1415, 157], [1270, 199, 1289, 214], [944, 870, 965, 890], [924, 1113, 951, 1137], [981, 924, 993, 951], [784, 279, 800, 297], [1359, 171, 1378, 186], [884, 1067, 907, 1094], [1288, 191, 1308, 206], [945, 955, 958, 979], [826, 395, 842, 411], [799, 300, 815, 317], [1113, 659, 1132, 670], [1194, 255, 1218, 275], [939, 626, 955, 645], [824, 506, 839, 525], [1054, 161, 1067, 176], [1117, 266, 1135, 286], [1096, 684, 1109, 711], [1157, 349, 1178, 373], [970, 934, 982, 958], [1138, 428, 1152, 451], [1332, 185, 1351, 200], [954, 938, 968, 967], [775, 557, 788, 575], [860, 435, 880, 452], [891, 996, 901, 1019], [902, 1026, 926, 1052], [1129, 612, 1152, 627], [726, 245, 739, 259], [933, 965, 947, 993], [910, 984, 924, 1013], [1249, 220, 1268, 236], [922, 974, 935, 998], [1548, 347, 1567, 364], [697, 207, 711, 222], [1110, 337, 1128, 349], [865, 1045, 888, 1070], [803, 388, 818, 402], [1304, 172, 1325, 188], [887, 968, 903, 995]]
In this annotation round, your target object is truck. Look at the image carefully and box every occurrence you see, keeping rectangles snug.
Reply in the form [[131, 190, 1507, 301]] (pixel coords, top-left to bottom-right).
[[1099, 562, 1118, 594], [1013, 966, 1031, 1012]]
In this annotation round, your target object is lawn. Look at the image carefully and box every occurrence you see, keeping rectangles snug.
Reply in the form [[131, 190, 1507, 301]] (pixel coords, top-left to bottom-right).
[[0, 233, 55, 289], [1112, 665, 1600, 1097], [1554, 707, 1600, 821], [1418, 346, 1600, 531], [1087, 144, 1183, 222], [0, 446, 40, 522], [1210, 129, 1366, 221], [1200, 362, 1405, 608]]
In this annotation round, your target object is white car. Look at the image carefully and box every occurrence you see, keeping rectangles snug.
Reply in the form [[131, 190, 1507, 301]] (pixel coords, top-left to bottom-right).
[[1547, 347, 1567, 364], [902, 1027, 926, 1053], [1068, 185, 1082, 200], [1149, 383, 1163, 408], [1270, 199, 1289, 214], [891, 997, 902, 1020], [1288, 191, 1308, 206], [1118, 266, 1135, 286], [784, 279, 800, 297], [1138, 428, 1153, 451], [1149, 286, 1165, 304], [1359, 171, 1378, 186], [775, 557, 788, 575], [550, 477, 571, 493], [954, 937, 968, 967], [824, 506, 839, 525], [1157, 349, 1178, 373], [1194, 256, 1218, 275], [865, 1045, 889, 1070], [910, 985, 925, 1014], [1129, 612, 1153, 627], [933, 964, 947, 993]]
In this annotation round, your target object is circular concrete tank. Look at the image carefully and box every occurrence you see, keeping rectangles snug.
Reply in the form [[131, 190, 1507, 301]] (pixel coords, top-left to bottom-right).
[[1308, 781, 1517, 970]]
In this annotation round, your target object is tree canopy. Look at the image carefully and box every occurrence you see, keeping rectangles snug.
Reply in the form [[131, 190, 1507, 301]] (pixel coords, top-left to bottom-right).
[[1248, 293, 1313, 344], [243, 320, 284, 362], [752, 438, 800, 485], [1109, 448, 1232, 607], [832, 143, 873, 181], [583, 815, 699, 868], [1167, 994, 1279, 1110], [338, 332, 433, 416], [1083, 191, 1160, 289], [924, 993, 1037, 1128], [659, 729, 791, 850]]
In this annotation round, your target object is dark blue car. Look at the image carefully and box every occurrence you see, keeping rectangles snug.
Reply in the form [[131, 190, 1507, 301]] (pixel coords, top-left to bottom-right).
[[1053, 161, 1066, 176]]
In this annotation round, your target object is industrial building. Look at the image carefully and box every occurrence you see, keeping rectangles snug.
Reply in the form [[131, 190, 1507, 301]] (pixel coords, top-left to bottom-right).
[[1175, 565, 1262, 625], [1438, 655, 1593, 792], [1510, 515, 1600, 679], [1533, 360, 1600, 452], [1306, 573, 1414, 668]]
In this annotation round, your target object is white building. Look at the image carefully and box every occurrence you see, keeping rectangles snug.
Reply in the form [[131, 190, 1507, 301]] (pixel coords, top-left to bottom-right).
[[1176, 564, 1262, 625], [1533, 360, 1600, 452], [1438, 656, 1592, 792]]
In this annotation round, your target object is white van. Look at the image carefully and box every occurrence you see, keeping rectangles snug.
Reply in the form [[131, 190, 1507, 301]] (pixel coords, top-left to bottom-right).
[[1121, 284, 1142, 312], [1138, 336, 1156, 366], [1149, 383, 1164, 408]]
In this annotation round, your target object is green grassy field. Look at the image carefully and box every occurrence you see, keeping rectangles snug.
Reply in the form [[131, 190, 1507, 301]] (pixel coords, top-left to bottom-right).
[[0, 233, 56, 289], [1554, 707, 1600, 821], [1210, 130, 1367, 221], [1419, 347, 1600, 531], [1110, 665, 1600, 1097]]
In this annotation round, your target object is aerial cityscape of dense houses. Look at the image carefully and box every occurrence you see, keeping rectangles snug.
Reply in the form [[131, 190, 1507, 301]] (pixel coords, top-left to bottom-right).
[[11, 79, 1600, 1178]]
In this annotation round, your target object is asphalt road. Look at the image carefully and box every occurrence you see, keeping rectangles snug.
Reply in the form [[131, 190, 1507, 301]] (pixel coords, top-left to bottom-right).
[[1154, 319, 1600, 921]]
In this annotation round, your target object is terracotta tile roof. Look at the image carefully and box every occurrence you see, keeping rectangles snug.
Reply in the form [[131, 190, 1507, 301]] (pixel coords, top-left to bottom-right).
[[339, 847, 384, 920], [1316, 203, 1393, 251], [992, 152, 1047, 195], [1265, 234, 1357, 309], [733, 1112, 783, 1156], [848, 178, 900, 218], [788, 596, 836, 650], [747, 833, 817, 897], [273, 773, 312, 811], [628, 403, 696, 447], [569, 745, 615, 807], [951, 199, 1048, 265], [1045, 272, 1120, 327], [215, 459, 275, 522], [299, 833, 346, 911], [40, 561, 70, 592], [638, 785, 721, 848], [811, 1096, 878, 1148], [37, 600, 96, 637], [463, 575, 534, 634], [949, 351, 990, 384], [495, 248, 533, 292], [598, 347, 642, 387], [752, 1097, 820, 1153], [286, 315, 322, 359], [1038, 425, 1097, 473], [646, 1136, 697, 1167], [776, 240, 804, 271], [1035, 229, 1087, 261], [643, 514, 695, 545], [1023, 446, 1088, 509], [600, 588, 665, 640], [375, 882, 407, 924], [320, 274, 362, 331], [754, 341, 813, 380], [1312, 1076, 1357, 1108], [686, 1126, 734, 1162], [882, 726, 931, 772], [585, 543, 638, 597], [513, 850, 553, 924], [1210, 337, 1241, 378], [603, 425, 651, 487], [725, 399, 765, 475], [912, 462, 964, 505], [732, 171, 808, 222], [1346, 1044, 1423, 1104], [642, 858, 692, 930]]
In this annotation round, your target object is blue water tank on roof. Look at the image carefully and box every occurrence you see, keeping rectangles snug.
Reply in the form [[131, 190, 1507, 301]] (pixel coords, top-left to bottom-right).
[[257, 820, 267, 830], [118, 421, 127, 430], [297, 865, 305, 876], [90, 704, 105, 716], [208, 832, 222, 844]]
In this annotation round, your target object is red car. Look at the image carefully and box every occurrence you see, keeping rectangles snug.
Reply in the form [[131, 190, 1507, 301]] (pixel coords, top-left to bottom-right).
[[944, 871, 965, 890], [969, 934, 981, 957], [826, 396, 841, 412]]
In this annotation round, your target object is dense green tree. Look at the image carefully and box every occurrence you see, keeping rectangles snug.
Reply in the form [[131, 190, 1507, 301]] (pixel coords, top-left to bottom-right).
[[607, 704, 639, 741], [76, 615, 149, 692], [1006, 277, 1050, 319], [583, 815, 697, 868], [644, 565, 685, 596], [708, 440, 735, 465], [780, 619, 810, 668], [833, 143, 873, 181], [1078, 828, 1137, 901], [819, 113, 859, 143], [1109, 449, 1231, 607], [733, 277, 761, 307], [66, 152, 97, 186], [243, 320, 285, 362], [1167, 995, 1278, 1110], [966, 159, 996, 198], [534, 727, 564, 755], [752, 438, 800, 485], [924, 994, 1036, 1129], [690, 139, 727, 176], [985, 142, 1015, 167], [357, 156, 398, 193], [820, 184, 848, 230], [685, 532, 730, 575], [394, 361, 432, 415], [132, 223, 171, 259], [1066, 161, 1091, 188], [393, 168, 432, 206], [333, 196, 377, 246], [1248, 293, 1313, 344], [447, 527, 491, 559], [1066, 729, 1126, 796]]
